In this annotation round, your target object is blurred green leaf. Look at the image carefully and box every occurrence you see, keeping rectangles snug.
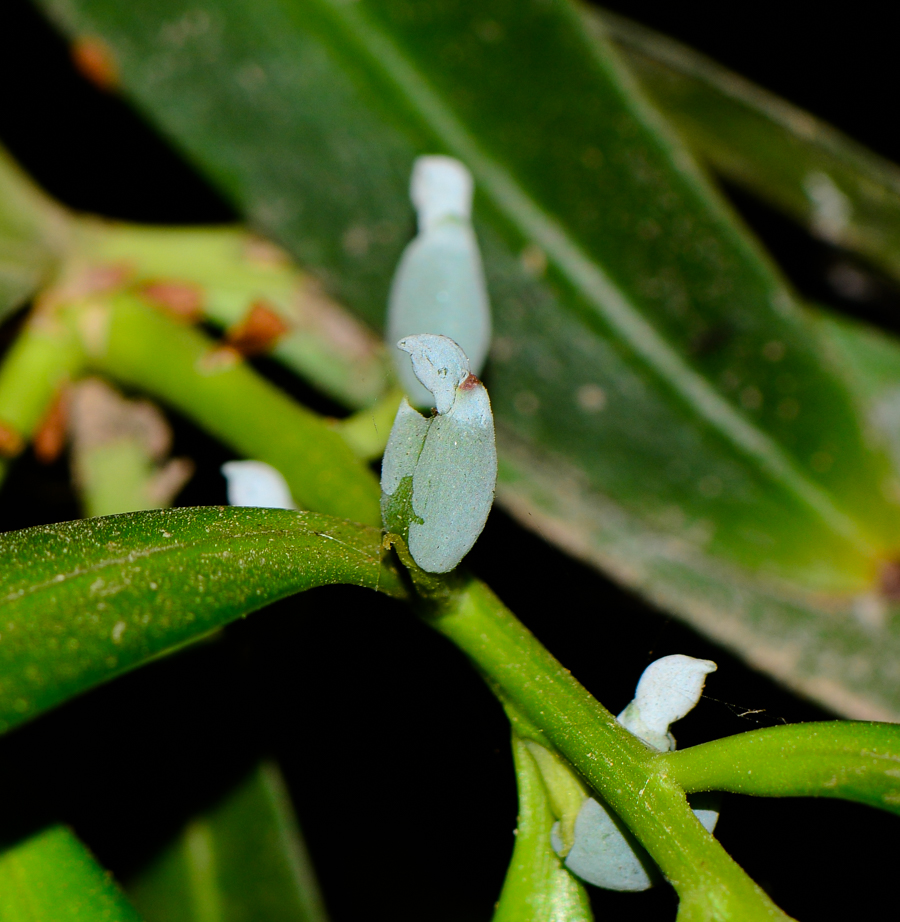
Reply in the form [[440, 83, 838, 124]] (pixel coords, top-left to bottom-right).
[[0, 506, 405, 734], [812, 307, 900, 474], [129, 762, 329, 922], [32, 0, 900, 716], [662, 721, 900, 815], [595, 7, 900, 285], [0, 826, 143, 921]]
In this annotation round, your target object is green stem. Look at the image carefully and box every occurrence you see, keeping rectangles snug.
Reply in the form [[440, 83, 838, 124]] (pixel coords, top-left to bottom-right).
[[331, 388, 402, 460], [0, 144, 71, 321], [428, 577, 793, 921], [661, 720, 900, 815], [70, 219, 390, 408], [71, 293, 382, 526], [492, 734, 593, 922], [0, 310, 85, 486]]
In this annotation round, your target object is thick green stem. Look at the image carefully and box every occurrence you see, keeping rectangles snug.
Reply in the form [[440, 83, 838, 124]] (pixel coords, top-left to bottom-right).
[[0, 145, 71, 321], [492, 734, 593, 922], [661, 721, 900, 815], [0, 311, 85, 487], [428, 578, 792, 921], [70, 219, 390, 408], [331, 388, 402, 460], [72, 293, 382, 526]]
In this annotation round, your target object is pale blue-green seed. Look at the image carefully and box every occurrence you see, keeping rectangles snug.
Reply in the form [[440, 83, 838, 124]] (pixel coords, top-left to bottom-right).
[[411, 155, 473, 231], [221, 460, 295, 509], [407, 384, 496, 573], [553, 793, 719, 892], [380, 398, 431, 500], [380, 334, 497, 573], [387, 157, 491, 407]]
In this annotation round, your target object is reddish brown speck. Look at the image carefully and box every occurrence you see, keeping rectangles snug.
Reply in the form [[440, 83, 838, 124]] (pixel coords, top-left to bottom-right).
[[71, 37, 119, 92], [880, 560, 900, 601], [226, 300, 291, 356], [33, 389, 69, 465], [460, 373, 480, 390], [0, 421, 23, 459], [141, 281, 205, 322], [85, 263, 132, 296], [199, 345, 243, 373]]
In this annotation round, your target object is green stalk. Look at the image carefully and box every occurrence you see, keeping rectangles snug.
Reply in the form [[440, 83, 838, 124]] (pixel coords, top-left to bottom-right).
[[72, 293, 381, 526], [492, 734, 593, 922], [428, 577, 792, 921], [660, 721, 900, 815], [331, 388, 402, 460], [0, 144, 71, 321], [70, 219, 390, 408], [0, 311, 85, 488]]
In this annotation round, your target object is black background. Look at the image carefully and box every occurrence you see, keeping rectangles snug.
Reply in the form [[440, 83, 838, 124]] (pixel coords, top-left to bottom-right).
[[1, 2, 897, 919]]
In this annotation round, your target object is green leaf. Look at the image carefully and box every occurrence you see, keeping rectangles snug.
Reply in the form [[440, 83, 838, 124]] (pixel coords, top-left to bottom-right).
[[661, 721, 900, 815], [811, 307, 900, 475], [129, 762, 329, 922], [0, 826, 143, 921], [0, 506, 405, 734], [595, 7, 900, 285], [33, 0, 900, 716]]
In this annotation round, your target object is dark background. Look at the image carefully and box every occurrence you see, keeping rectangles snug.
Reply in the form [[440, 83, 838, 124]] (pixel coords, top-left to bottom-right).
[[0, 2, 897, 919]]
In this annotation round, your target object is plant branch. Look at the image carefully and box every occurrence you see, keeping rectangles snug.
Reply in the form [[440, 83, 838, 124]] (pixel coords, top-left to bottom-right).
[[69, 293, 382, 526], [426, 576, 793, 921], [661, 720, 900, 815]]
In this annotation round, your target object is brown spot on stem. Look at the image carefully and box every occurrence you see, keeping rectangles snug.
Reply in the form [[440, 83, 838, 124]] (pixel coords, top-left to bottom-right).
[[226, 300, 290, 356], [34, 389, 70, 464], [53, 263, 133, 303], [0, 421, 24, 458], [460, 373, 481, 390], [140, 280, 205, 322], [198, 345, 243, 373], [880, 560, 900, 601], [71, 37, 119, 92]]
